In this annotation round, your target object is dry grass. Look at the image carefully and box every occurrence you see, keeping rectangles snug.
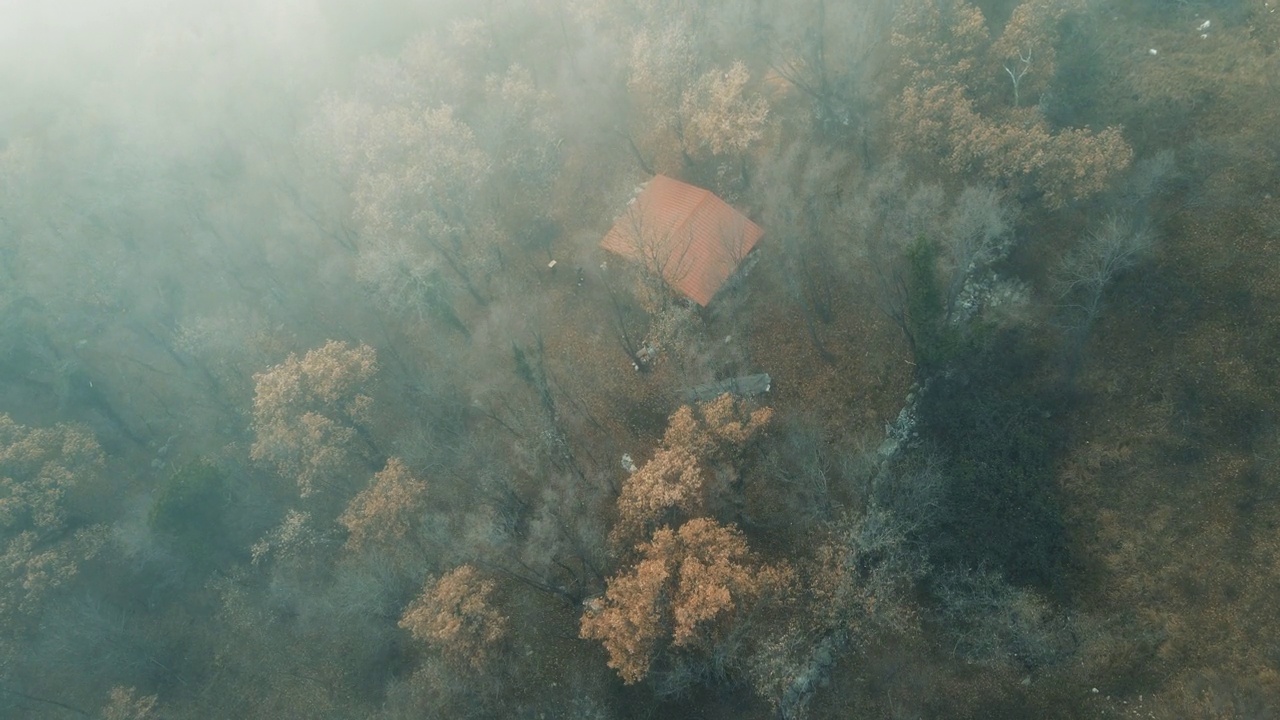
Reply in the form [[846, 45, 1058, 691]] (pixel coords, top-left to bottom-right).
[[1053, 190, 1280, 715], [738, 250, 914, 439]]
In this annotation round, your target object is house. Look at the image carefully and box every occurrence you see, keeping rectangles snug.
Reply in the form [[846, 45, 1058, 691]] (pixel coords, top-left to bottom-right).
[[600, 175, 765, 307]]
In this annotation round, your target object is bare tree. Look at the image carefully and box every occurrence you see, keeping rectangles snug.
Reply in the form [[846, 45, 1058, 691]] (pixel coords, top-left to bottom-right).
[[1054, 214, 1154, 370], [755, 140, 857, 359], [941, 185, 1018, 319], [765, 0, 896, 140], [602, 199, 705, 371], [933, 566, 1076, 670], [597, 262, 650, 368], [613, 200, 699, 308]]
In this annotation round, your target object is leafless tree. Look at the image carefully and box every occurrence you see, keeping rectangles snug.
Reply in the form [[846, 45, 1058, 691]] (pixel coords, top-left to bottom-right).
[[765, 0, 895, 140], [1054, 214, 1154, 370], [942, 185, 1018, 319], [614, 201, 698, 307]]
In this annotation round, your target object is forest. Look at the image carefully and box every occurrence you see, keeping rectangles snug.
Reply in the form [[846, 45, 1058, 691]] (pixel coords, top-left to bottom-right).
[[1, 0, 1279, 717]]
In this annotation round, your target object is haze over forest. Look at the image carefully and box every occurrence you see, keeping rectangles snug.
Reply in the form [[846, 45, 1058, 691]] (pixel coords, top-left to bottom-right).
[[2, 0, 1279, 717]]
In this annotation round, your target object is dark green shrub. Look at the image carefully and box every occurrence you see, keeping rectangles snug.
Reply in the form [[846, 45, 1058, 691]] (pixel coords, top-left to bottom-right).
[[903, 237, 974, 372], [148, 460, 234, 569], [914, 328, 1068, 590]]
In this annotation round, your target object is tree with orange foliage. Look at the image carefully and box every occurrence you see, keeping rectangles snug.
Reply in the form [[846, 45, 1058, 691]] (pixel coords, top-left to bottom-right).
[[612, 394, 772, 546], [990, 0, 1084, 106], [891, 0, 989, 90], [895, 82, 1132, 208], [891, 0, 1130, 207], [250, 340, 377, 498], [626, 18, 771, 175], [580, 517, 791, 684], [400, 564, 509, 671], [339, 457, 429, 556], [0, 414, 108, 633], [679, 61, 771, 161]]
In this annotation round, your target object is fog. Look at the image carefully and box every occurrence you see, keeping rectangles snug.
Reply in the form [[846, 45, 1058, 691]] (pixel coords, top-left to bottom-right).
[[1, 0, 1278, 717]]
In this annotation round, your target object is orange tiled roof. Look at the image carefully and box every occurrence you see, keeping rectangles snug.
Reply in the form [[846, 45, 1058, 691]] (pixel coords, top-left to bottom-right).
[[601, 175, 764, 306]]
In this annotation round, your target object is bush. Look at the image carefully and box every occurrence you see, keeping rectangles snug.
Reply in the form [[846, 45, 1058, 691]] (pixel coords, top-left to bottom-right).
[[913, 328, 1068, 589], [148, 460, 234, 570], [933, 567, 1077, 670], [903, 236, 980, 372]]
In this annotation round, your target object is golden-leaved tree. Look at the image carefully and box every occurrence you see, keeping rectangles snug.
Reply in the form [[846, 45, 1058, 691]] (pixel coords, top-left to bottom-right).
[[611, 393, 773, 547], [891, 0, 1131, 207], [580, 517, 791, 684], [339, 456, 429, 558], [0, 414, 108, 637], [250, 340, 378, 499], [679, 61, 771, 161], [625, 19, 771, 175], [399, 564, 509, 671], [582, 394, 786, 686]]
